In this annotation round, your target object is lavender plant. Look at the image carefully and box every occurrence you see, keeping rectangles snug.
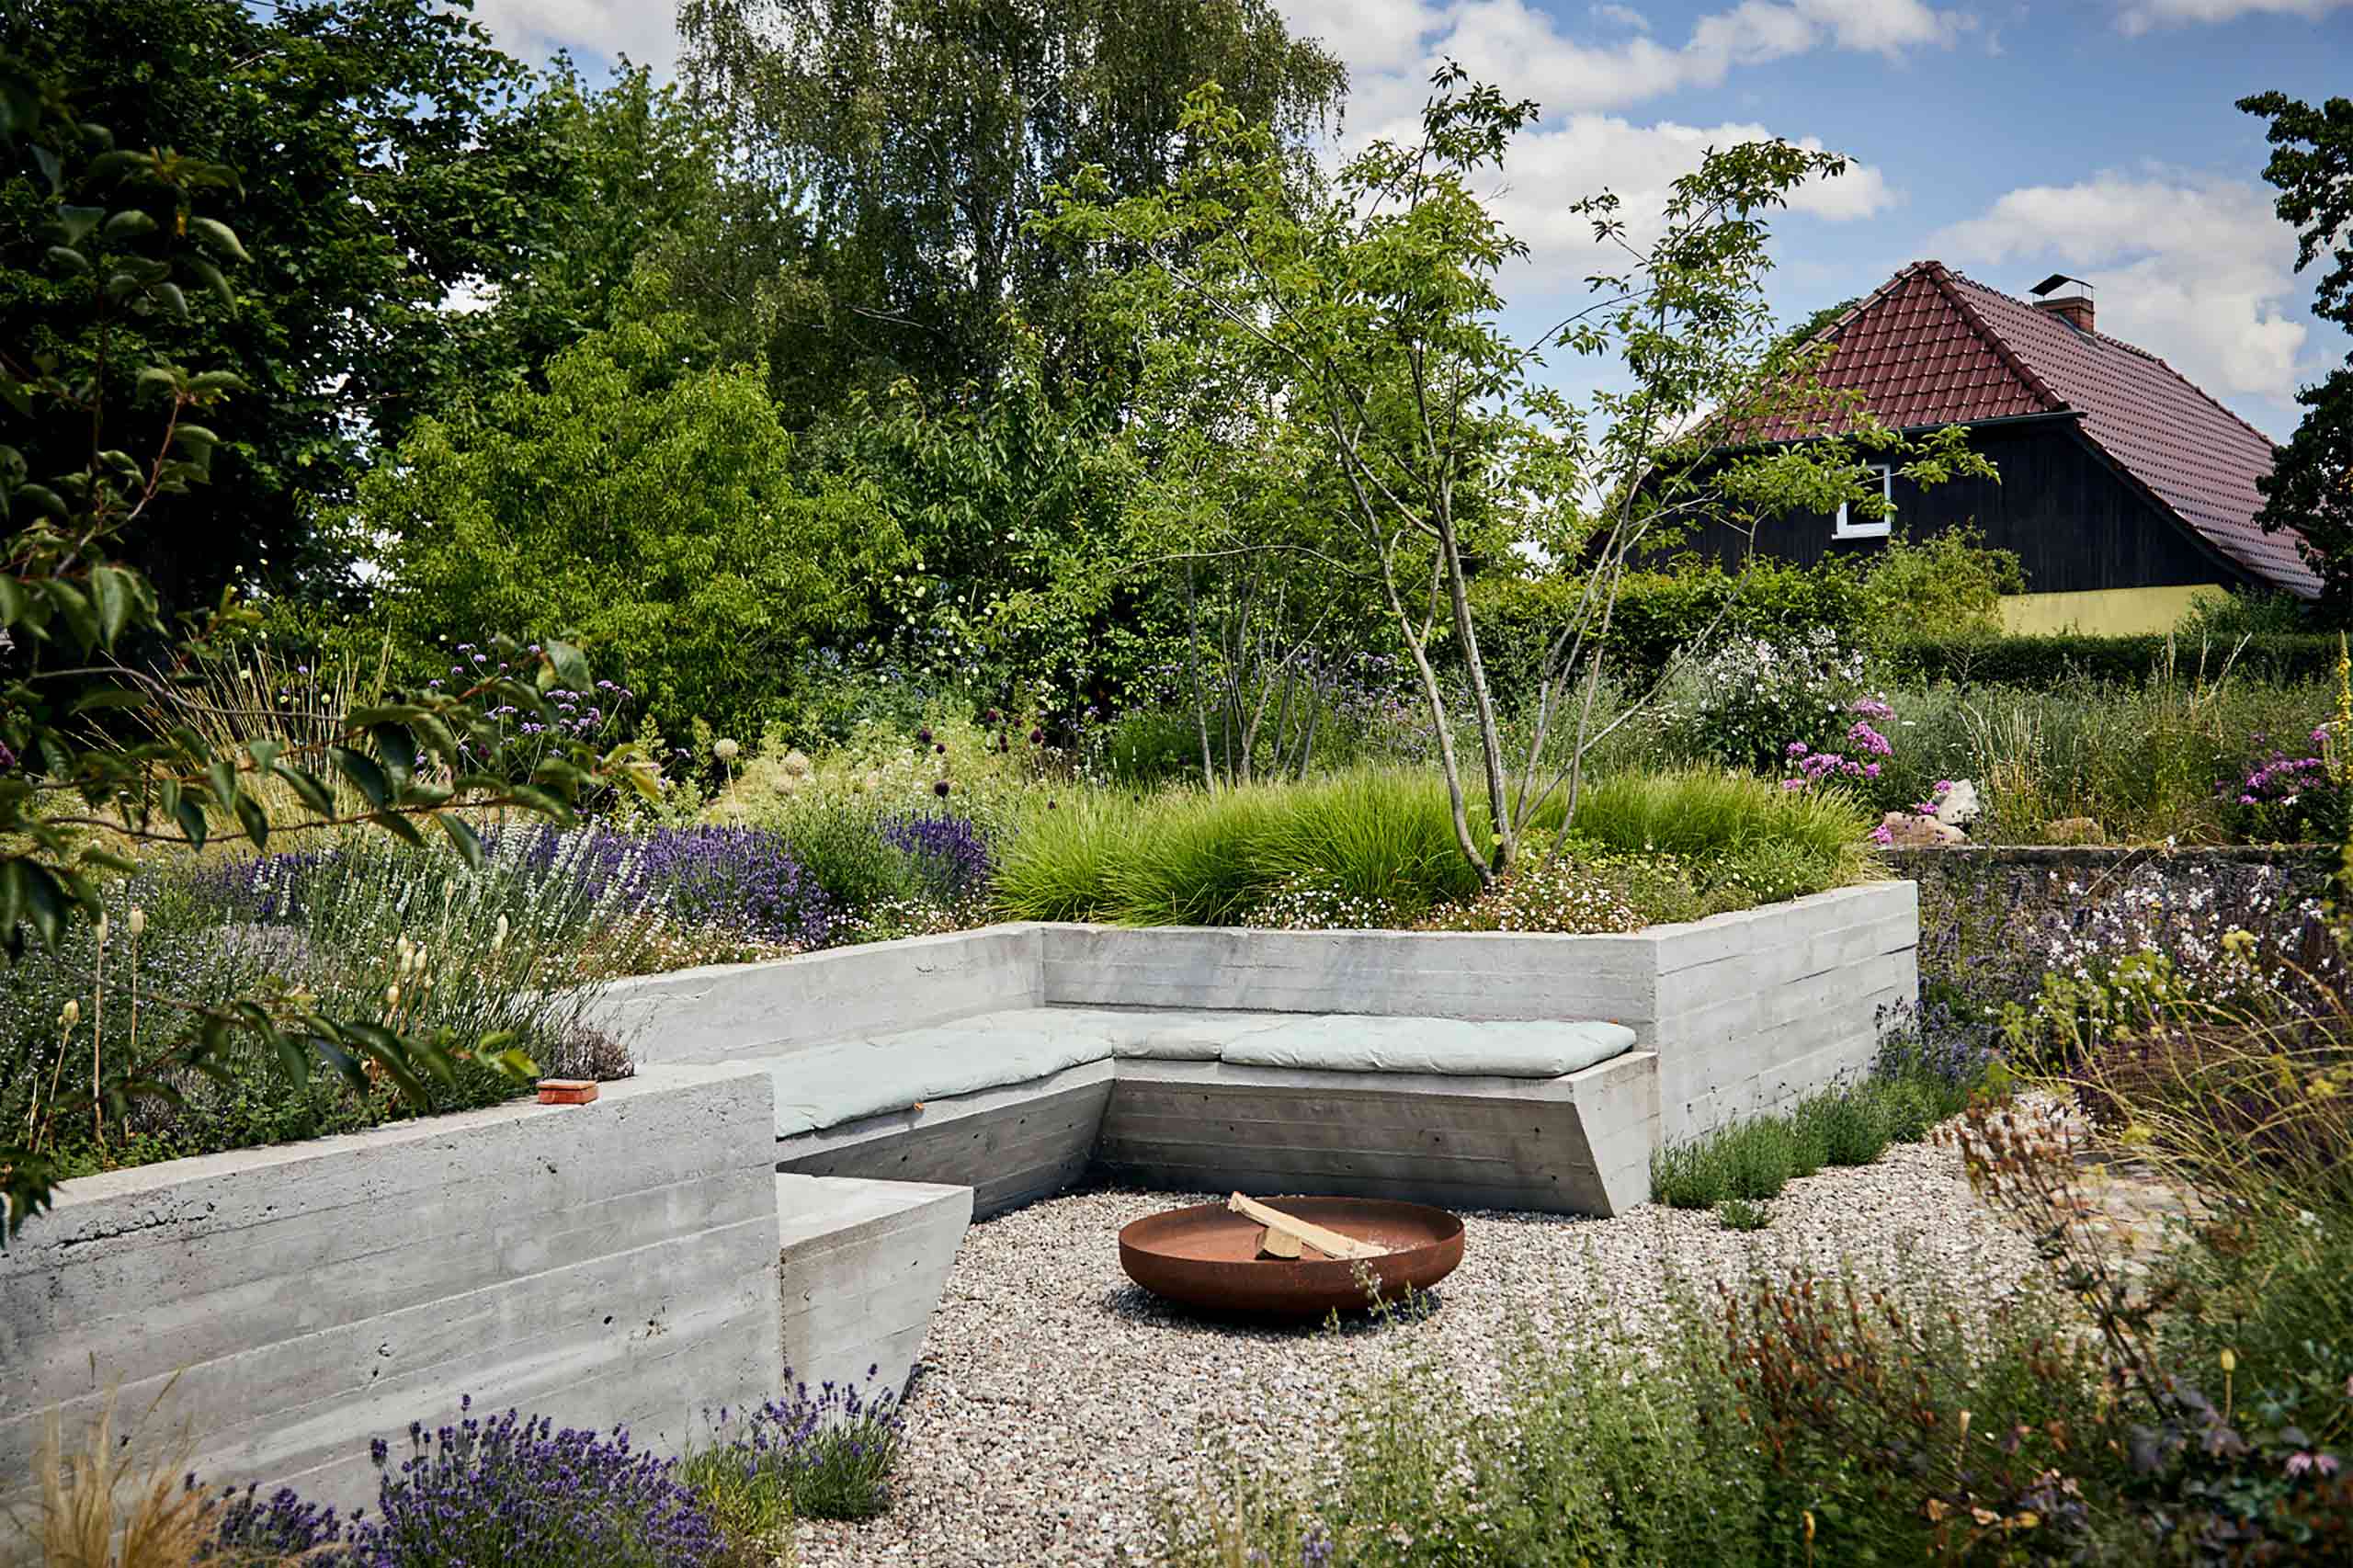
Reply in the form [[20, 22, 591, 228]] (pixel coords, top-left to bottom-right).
[[688, 1369, 905, 1524], [354, 1400, 724, 1568]]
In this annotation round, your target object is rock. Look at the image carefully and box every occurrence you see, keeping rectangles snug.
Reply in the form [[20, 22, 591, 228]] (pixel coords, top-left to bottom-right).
[[1881, 811, 1966, 847], [2045, 816, 2107, 846]]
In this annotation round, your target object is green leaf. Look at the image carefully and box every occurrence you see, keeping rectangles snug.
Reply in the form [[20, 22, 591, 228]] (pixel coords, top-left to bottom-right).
[[171, 794, 209, 850], [185, 256, 233, 308], [272, 763, 336, 817], [540, 638, 591, 692], [204, 756, 238, 812], [43, 245, 88, 276], [329, 745, 389, 808], [101, 208, 159, 240], [45, 580, 97, 652], [436, 812, 484, 869], [369, 810, 426, 848], [188, 215, 252, 263], [233, 791, 269, 852], [53, 205, 102, 244], [88, 566, 134, 644], [369, 722, 417, 784], [153, 281, 188, 322], [15, 861, 66, 952]]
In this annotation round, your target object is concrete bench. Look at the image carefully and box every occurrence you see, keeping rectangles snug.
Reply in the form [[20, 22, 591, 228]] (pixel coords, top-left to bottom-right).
[[585, 886, 1918, 1222], [759, 1009, 1648, 1218]]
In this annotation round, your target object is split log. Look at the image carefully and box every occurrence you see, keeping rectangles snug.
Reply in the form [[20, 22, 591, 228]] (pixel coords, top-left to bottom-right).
[[1256, 1226, 1306, 1260], [1228, 1192, 1387, 1260]]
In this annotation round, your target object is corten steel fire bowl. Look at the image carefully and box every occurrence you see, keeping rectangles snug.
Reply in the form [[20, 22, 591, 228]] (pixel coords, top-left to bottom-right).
[[1119, 1197, 1464, 1318]]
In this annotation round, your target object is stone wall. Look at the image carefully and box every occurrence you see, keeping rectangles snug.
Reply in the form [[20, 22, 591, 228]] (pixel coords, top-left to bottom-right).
[[1887, 845, 2335, 929], [0, 1064, 785, 1516]]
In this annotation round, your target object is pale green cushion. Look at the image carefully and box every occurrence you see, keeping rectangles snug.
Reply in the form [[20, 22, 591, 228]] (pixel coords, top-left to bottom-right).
[[767, 1011, 1121, 1137], [1218, 1016, 1635, 1077]]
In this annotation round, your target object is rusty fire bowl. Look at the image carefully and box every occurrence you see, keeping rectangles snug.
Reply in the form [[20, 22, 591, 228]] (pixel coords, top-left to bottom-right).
[[1118, 1197, 1465, 1318]]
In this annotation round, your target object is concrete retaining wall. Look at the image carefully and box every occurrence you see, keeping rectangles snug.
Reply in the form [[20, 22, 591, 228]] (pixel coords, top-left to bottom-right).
[[776, 1176, 972, 1400], [0, 1064, 785, 1517], [589, 925, 1043, 1064]]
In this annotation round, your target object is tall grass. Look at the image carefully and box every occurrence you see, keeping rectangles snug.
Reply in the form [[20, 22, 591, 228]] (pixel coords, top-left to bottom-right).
[[996, 767, 1870, 928]]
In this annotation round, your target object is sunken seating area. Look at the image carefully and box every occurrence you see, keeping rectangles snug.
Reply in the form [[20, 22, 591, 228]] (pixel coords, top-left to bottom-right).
[[585, 883, 1918, 1221]]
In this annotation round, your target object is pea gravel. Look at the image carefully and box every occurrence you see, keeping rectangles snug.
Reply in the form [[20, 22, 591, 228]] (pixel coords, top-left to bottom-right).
[[794, 1133, 2040, 1567]]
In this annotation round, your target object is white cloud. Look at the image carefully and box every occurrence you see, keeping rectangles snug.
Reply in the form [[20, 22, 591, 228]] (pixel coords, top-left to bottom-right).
[[2112, 0, 2351, 34], [1931, 173, 2310, 409], [1492, 112, 1893, 284], [1284, 0, 1972, 138], [465, 0, 679, 72]]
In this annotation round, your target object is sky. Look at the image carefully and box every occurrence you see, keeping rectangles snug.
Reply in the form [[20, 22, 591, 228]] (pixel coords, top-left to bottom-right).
[[462, 0, 2352, 437]]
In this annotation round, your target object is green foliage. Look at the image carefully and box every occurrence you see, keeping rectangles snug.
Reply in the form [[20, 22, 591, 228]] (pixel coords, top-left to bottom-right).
[[371, 302, 904, 744], [679, 0, 1345, 403], [1566, 767, 1870, 868], [1161, 1262, 2117, 1568], [1716, 1197, 1769, 1231], [1045, 67, 1987, 891], [811, 357, 1151, 721], [1650, 1068, 1949, 1210], [1889, 631, 2346, 687], [0, 60, 638, 1233], [2178, 587, 2314, 639], [0, 0, 577, 606], [995, 770, 1486, 927], [1474, 532, 2022, 696], [2240, 90, 2353, 615]]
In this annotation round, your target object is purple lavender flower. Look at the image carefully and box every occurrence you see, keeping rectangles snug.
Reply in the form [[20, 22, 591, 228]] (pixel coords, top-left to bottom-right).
[[880, 812, 993, 906]]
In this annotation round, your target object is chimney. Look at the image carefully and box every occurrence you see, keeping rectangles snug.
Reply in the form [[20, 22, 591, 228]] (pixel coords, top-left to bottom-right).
[[2029, 272, 2095, 333]]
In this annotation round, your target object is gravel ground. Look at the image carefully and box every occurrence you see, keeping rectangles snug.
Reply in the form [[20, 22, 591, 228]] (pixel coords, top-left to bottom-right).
[[796, 1134, 2041, 1568]]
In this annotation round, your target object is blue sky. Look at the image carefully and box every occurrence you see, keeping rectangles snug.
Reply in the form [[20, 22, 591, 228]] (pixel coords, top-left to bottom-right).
[[466, 0, 2350, 437]]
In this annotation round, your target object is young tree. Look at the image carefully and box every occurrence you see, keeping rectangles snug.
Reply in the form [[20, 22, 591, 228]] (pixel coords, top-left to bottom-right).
[[1045, 68, 1990, 885], [2240, 90, 2353, 615], [0, 62, 647, 1233]]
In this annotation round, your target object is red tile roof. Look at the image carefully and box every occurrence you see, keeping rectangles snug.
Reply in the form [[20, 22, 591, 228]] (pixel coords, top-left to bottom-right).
[[1751, 260, 2314, 597]]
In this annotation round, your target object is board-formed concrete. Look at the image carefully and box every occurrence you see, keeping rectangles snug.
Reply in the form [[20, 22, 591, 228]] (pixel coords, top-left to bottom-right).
[[0, 1064, 785, 1517], [1097, 1049, 1659, 1215], [776, 1175, 972, 1401], [586, 925, 1044, 1064], [775, 1061, 1117, 1218]]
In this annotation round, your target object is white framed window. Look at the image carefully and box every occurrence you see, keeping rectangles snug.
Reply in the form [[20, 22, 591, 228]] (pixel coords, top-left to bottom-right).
[[1836, 463, 1893, 540]]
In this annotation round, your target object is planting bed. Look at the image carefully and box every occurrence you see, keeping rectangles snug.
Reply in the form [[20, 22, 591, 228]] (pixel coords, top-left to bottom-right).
[[795, 1142, 2039, 1567]]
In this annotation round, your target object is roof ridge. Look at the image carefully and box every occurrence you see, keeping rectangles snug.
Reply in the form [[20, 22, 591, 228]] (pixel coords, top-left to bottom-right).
[[1919, 262, 2067, 415], [1803, 259, 1934, 347], [1944, 266, 2282, 452]]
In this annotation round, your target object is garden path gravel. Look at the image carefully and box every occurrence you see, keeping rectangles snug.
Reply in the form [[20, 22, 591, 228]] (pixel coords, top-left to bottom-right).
[[792, 1133, 2039, 1568]]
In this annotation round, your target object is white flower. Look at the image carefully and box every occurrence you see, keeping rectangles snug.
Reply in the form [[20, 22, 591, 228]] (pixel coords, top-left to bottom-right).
[[713, 738, 741, 763]]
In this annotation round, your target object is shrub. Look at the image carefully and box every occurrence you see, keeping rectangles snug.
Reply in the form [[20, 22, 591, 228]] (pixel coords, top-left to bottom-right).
[[1716, 1197, 1769, 1231], [1661, 625, 1871, 772], [1889, 631, 2345, 688], [1418, 852, 1648, 934], [690, 1374, 905, 1524], [1800, 1084, 1893, 1167], [358, 1400, 725, 1568]]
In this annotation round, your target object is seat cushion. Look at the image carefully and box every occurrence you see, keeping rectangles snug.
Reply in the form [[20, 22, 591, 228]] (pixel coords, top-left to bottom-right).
[[766, 1011, 1123, 1136], [1217, 1016, 1635, 1077]]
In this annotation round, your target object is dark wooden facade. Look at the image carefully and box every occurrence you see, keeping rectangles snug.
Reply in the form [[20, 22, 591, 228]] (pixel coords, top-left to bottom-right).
[[1677, 415, 2264, 595]]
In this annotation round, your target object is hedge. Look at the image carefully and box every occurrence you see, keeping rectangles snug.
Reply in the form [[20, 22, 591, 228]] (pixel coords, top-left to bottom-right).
[[1886, 632, 2344, 687]]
